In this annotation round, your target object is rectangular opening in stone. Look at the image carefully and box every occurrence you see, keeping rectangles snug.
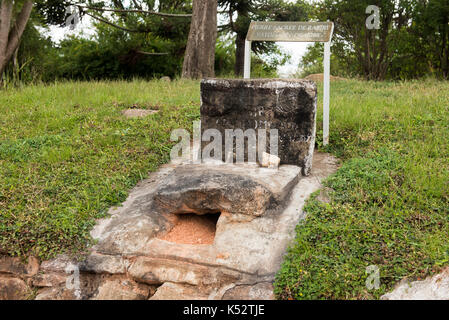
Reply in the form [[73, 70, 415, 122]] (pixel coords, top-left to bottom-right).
[[158, 212, 221, 245]]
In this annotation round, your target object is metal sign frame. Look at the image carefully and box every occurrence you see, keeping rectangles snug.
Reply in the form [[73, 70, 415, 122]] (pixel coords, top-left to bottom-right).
[[244, 21, 334, 146]]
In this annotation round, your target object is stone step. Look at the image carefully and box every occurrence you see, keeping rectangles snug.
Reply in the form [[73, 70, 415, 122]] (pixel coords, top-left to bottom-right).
[[152, 163, 301, 217]]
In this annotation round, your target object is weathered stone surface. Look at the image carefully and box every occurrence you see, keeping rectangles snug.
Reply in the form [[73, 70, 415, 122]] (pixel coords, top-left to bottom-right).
[[150, 282, 209, 300], [128, 257, 216, 286], [0, 277, 31, 300], [32, 273, 67, 287], [152, 163, 300, 217], [27, 256, 40, 276], [222, 282, 274, 300], [201, 79, 317, 175], [0, 256, 39, 300], [35, 286, 79, 300], [92, 279, 151, 300], [93, 209, 170, 255], [34, 273, 117, 300], [0, 256, 27, 275], [381, 268, 449, 300], [39, 255, 74, 273], [78, 253, 127, 274], [90, 165, 177, 255], [34, 152, 338, 300]]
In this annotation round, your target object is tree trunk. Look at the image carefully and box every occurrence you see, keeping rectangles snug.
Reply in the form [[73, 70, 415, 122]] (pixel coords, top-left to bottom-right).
[[182, 0, 217, 79], [0, 0, 14, 75], [0, 0, 33, 78], [234, 32, 245, 77]]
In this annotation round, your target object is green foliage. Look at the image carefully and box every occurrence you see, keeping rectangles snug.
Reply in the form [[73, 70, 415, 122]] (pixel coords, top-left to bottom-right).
[[251, 46, 288, 77], [41, 0, 193, 80], [215, 37, 236, 76], [34, 0, 70, 26], [47, 28, 183, 80], [218, 0, 310, 75], [297, 42, 353, 78], [2, 0, 195, 83], [274, 79, 449, 299], [11, 25, 56, 84], [6, 0, 283, 82], [302, 0, 449, 80], [215, 35, 281, 77], [1, 1, 62, 87], [413, 0, 449, 78]]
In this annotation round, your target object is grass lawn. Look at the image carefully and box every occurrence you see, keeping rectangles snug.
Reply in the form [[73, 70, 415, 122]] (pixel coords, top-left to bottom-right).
[[0, 79, 200, 258], [0, 78, 448, 299], [275, 79, 449, 299]]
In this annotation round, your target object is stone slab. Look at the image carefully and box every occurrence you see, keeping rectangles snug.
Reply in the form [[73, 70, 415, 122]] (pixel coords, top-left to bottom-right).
[[152, 163, 301, 217], [381, 267, 449, 300], [201, 78, 317, 175]]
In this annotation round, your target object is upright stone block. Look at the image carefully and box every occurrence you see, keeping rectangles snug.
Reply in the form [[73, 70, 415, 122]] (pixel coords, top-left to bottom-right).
[[200, 78, 317, 175]]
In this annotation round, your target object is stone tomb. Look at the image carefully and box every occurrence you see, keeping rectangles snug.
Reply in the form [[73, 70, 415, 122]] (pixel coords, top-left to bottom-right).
[[201, 78, 318, 175], [2, 79, 339, 300], [31, 154, 338, 300]]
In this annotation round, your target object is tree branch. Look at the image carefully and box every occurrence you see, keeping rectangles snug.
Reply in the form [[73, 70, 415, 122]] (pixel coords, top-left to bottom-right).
[[131, 0, 142, 10], [136, 50, 168, 55], [84, 11, 149, 33], [73, 4, 192, 18], [0, 0, 13, 59], [5, 1, 33, 63], [218, 24, 231, 32], [228, 8, 236, 33]]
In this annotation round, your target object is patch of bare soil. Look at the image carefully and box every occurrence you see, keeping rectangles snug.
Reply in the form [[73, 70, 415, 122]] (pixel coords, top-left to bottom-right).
[[158, 213, 220, 245], [305, 73, 346, 82], [121, 109, 158, 118]]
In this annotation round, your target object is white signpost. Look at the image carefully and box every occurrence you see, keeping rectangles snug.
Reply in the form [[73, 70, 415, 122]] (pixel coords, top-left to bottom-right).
[[244, 21, 334, 146]]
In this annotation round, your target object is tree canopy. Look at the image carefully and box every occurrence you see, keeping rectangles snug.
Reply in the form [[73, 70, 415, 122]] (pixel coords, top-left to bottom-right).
[[1, 0, 448, 83], [299, 0, 449, 80]]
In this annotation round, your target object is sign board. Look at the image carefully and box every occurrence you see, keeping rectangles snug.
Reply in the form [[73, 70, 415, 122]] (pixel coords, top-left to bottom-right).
[[246, 21, 333, 42], [244, 21, 334, 146]]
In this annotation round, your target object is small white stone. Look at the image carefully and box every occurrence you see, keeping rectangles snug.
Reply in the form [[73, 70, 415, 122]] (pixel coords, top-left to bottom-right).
[[261, 152, 280, 169], [268, 155, 280, 169]]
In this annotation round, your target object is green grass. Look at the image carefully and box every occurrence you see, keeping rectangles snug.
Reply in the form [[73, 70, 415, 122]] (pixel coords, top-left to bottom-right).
[[0, 79, 200, 258], [1, 78, 448, 300], [274, 79, 449, 299]]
